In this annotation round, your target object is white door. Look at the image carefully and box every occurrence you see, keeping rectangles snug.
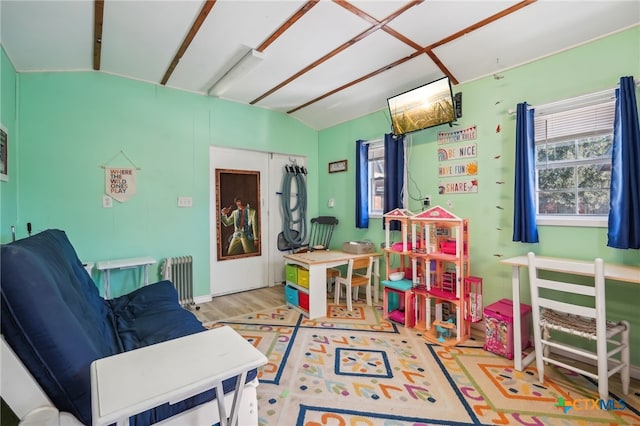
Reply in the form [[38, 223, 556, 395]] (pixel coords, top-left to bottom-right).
[[210, 147, 269, 296], [268, 153, 307, 285]]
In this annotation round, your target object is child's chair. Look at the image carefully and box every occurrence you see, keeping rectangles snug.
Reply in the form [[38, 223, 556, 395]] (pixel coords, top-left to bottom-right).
[[334, 257, 373, 311], [326, 267, 341, 296], [527, 252, 630, 401]]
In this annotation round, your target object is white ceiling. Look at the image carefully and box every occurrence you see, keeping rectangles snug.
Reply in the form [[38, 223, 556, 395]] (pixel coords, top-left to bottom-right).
[[2, 1, 639, 131]]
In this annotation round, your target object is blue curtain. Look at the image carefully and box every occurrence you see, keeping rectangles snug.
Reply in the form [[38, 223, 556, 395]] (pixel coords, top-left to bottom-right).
[[608, 76, 640, 249], [512, 102, 539, 243], [383, 133, 405, 231], [355, 140, 369, 228]]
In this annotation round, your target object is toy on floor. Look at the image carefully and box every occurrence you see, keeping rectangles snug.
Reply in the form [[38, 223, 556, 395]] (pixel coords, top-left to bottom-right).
[[434, 318, 455, 342], [388, 309, 407, 324]]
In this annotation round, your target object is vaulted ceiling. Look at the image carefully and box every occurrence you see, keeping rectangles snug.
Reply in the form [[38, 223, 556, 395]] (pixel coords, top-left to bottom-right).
[[1, 1, 638, 130]]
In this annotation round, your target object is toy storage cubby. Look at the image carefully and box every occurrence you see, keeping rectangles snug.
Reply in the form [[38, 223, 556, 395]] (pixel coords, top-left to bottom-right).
[[285, 263, 310, 315]]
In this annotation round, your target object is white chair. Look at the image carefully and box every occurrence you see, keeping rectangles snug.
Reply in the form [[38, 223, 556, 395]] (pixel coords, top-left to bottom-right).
[[334, 256, 373, 311], [326, 267, 341, 296], [526, 252, 630, 401]]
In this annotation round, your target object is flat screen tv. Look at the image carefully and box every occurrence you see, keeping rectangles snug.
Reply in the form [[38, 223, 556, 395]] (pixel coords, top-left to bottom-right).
[[387, 76, 456, 136]]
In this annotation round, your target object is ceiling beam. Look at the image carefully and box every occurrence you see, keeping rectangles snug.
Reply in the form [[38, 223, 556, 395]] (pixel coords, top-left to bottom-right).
[[257, 0, 319, 53], [286, 0, 537, 115], [161, 0, 217, 86], [93, 0, 104, 70], [430, 0, 537, 50], [250, 0, 423, 106], [288, 50, 424, 114]]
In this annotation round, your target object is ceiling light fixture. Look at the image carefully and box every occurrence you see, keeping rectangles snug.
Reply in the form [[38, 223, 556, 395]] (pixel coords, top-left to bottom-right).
[[208, 48, 264, 97]]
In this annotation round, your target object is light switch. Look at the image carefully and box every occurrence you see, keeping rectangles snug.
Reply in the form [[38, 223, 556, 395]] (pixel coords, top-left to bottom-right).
[[178, 196, 193, 208], [102, 195, 113, 208]]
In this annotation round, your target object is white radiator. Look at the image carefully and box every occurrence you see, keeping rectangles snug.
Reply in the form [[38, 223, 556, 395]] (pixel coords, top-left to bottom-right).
[[162, 256, 198, 310]]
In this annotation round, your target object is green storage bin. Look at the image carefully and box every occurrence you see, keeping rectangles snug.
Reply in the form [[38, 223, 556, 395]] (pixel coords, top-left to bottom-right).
[[285, 264, 298, 283]]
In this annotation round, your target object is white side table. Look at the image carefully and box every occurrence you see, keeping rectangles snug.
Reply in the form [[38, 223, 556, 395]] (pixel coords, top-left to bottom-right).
[[83, 262, 95, 276], [95, 257, 156, 299], [90, 326, 267, 426]]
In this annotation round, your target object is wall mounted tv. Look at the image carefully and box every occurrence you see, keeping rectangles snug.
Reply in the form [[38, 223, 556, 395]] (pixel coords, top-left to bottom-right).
[[387, 76, 456, 136]]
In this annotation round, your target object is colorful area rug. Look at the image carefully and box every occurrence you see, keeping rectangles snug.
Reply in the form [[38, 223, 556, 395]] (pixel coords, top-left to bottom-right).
[[204, 302, 640, 425]]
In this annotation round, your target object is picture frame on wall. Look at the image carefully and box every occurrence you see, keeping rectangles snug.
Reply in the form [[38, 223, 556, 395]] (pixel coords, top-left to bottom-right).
[[328, 159, 347, 173], [215, 168, 262, 261], [1, 126, 8, 182]]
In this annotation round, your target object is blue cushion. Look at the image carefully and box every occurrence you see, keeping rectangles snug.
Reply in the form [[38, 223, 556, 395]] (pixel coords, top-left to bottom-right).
[[1, 230, 118, 424], [1, 229, 257, 425], [110, 280, 206, 350]]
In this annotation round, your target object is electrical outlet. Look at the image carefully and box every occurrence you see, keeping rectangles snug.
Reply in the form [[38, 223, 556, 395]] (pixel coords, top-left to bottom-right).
[[178, 196, 193, 208], [423, 196, 431, 207], [102, 195, 113, 208]]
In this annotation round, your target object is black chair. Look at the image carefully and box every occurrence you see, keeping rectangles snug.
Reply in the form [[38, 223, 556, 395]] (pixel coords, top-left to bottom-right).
[[277, 216, 339, 253], [278, 216, 341, 295], [306, 216, 339, 251]]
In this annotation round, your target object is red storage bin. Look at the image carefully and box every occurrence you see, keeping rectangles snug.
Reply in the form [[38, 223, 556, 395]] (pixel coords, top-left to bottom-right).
[[483, 298, 531, 360], [298, 291, 309, 311]]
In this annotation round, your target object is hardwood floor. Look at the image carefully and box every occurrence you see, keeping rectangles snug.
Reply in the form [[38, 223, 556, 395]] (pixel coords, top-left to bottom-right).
[[194, 284, 286, 323]]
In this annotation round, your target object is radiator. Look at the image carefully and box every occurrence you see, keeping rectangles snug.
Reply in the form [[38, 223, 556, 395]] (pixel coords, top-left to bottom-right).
[[162, 256, 198, 310]]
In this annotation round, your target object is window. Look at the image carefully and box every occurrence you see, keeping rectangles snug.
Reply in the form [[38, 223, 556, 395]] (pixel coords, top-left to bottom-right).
[[368, 141, 384, 217], [534, 93, 615, 226]]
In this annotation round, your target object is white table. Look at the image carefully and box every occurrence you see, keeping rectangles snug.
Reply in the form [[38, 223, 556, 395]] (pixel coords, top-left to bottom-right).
[[96, 256, 156, 299], [283, 250, 380, 319], [83, 262, 95, 276], [90, 326, 267, 426], [500, 255, 640, 371]]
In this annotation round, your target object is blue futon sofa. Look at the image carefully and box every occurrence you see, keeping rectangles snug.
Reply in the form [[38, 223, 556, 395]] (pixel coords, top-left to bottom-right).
[[1, 229, 257, 425]]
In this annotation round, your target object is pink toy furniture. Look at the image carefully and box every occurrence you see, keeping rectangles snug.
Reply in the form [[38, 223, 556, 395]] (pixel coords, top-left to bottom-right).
[[382, 279, 414, 327], [484, 298, 532, 360]]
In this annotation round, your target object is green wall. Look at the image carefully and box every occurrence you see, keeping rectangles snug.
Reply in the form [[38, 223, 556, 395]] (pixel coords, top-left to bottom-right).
[[318, 26, 640, 365], [1, 69, 318, 297], [0, 47, 17, 241]]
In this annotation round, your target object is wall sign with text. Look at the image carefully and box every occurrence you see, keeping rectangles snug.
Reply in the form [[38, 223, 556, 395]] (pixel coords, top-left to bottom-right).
[[105, 167, 137, 202], [436, 125, 479, 194], [328, 160, 348, 173]]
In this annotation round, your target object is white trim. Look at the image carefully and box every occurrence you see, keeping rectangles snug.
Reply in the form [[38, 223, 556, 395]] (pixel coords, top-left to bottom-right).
[[507, 79, 640, 115], [537, 215, 607, 228], [361, 138, 383, 146], [533, 89, 615, 117]]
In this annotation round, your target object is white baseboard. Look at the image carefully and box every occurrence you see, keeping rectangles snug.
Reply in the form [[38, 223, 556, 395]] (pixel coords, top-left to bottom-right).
[[193, 295, 212, 305]]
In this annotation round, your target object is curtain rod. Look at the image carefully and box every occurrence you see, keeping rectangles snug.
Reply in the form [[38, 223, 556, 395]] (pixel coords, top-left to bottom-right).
[[360, 138, 383, 145]]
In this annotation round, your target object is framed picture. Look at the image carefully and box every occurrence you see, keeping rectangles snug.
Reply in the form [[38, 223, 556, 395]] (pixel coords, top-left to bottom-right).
[[0, 126, 7, 182], [215, 169, 262, 261], [328, 159, 347, 173]]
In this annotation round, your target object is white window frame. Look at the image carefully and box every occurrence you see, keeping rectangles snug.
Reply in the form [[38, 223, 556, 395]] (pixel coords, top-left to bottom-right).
[[367, 140, 384, 218], [533, 90, 615, 228]]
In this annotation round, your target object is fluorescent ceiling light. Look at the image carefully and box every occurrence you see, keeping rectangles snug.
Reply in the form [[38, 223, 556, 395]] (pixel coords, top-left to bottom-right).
[[208, 49, 264, 97]]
